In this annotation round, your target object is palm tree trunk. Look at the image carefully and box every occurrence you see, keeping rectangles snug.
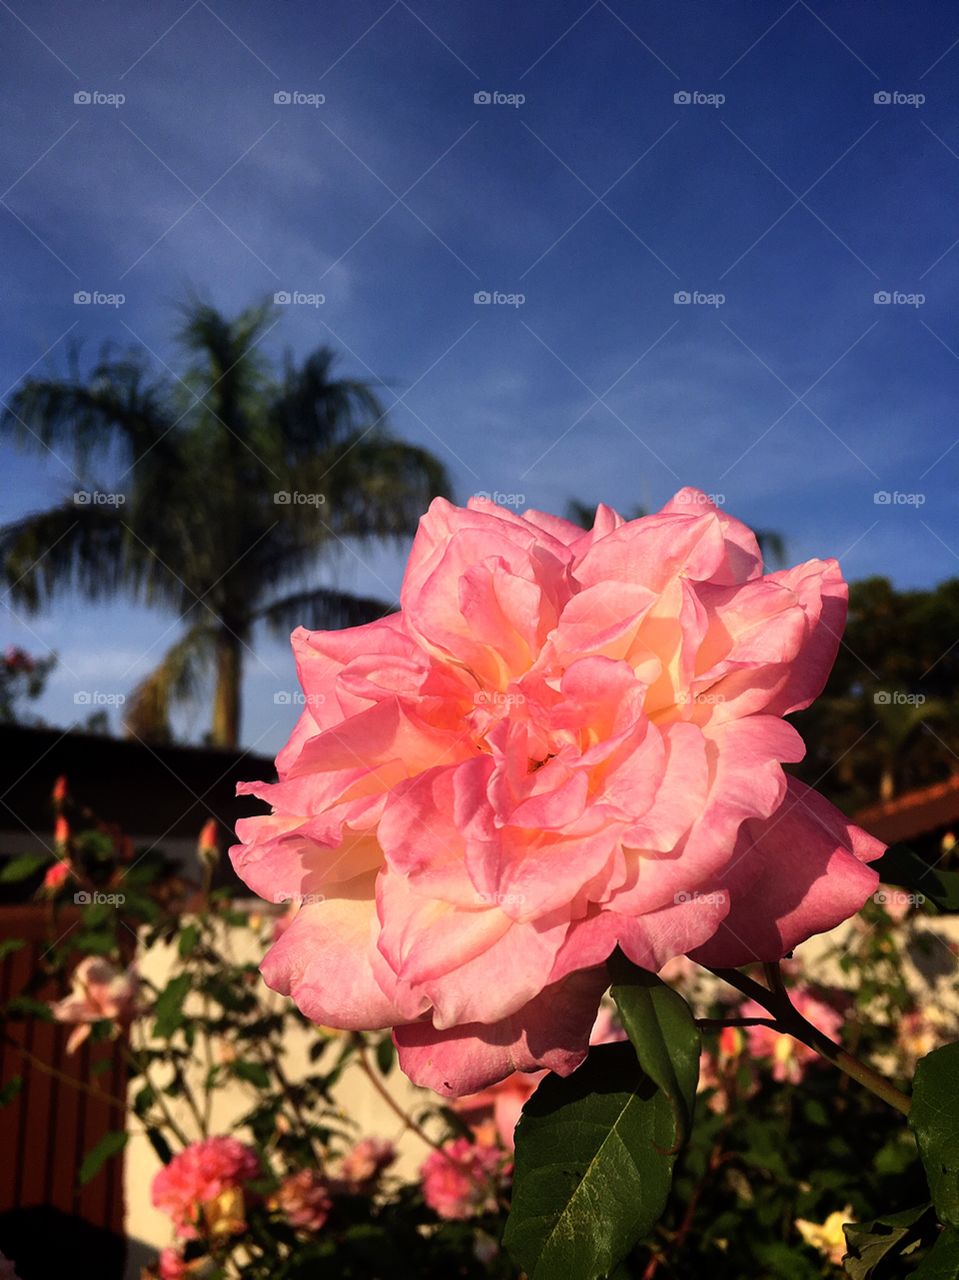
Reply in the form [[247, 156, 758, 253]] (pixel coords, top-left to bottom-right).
[[212, 627, 242, 748]]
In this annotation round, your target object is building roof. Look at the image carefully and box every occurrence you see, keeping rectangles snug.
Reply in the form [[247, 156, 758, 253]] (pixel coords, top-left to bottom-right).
[[854, 773, 959, 845], [0, 721, 274, 844]]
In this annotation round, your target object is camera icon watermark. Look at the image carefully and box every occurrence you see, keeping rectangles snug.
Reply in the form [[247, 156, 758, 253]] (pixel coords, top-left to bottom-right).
[[674, 90, 725, 107], [74, 90, 125, 108], [73, 290, 125, 307], [473, 290, 525, 307], [472, 489, 525, 507], [873, 690, 926, 706], [274, 891, 327, 905], [674, 289, 725, 307], [874, 90, 925, 107], [274, 90, 325, 107], [874, 889, 925, 907], [273, 491, 327, 506], [674, 890, 728, 906], [74, 890, 126, 906], [873, 290, 924, 307], [74, 690, 126, 707], [74, 490, 126, 506], [473, 90, 525, 107], [273, 690, 327, 707], [873, 490, 925, 506], [273, 290, 325, 307]]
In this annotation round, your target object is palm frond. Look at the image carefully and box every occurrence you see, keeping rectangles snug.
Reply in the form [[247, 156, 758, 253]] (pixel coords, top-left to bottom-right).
[[255, 586, 396, 636]]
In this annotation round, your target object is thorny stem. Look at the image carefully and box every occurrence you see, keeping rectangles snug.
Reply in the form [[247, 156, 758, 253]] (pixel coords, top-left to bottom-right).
[[707, 964, 912, 1117]]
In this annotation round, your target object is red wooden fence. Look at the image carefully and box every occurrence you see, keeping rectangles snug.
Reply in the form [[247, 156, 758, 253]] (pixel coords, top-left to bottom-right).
[[0, 907, 127, 1279]]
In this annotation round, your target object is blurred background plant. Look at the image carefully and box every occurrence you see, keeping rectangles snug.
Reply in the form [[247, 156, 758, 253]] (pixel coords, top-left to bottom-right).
[[0, 779, 956, 1278]]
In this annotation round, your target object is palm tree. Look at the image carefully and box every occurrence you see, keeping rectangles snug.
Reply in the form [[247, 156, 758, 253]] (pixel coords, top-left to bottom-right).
[[1, 302, 450, 747]]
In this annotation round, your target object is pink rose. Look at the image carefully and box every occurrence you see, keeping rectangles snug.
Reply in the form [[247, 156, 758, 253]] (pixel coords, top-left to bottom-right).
[[151, 1136, 261, 1238], [49, 956, 142, 1053], [273, 1168, 332, 1231], [42, 859, 72, 894], [420, 1137, 509, 1219], [337, 1137, 396, 1187], [742, 989, 844, 1084], [232, 492, 882, 1096]]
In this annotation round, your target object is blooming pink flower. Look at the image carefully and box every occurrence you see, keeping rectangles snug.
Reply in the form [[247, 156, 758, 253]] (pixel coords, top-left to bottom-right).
[[420, 1137, 508, 1219], [742, 989, 844, 1084], [273, 1168, 332, 1231], [151, 1137, 261, 1238], [49, 956, 141, 1053], [232, 492, 883, 1096], [337, 1137, 396, 1187]]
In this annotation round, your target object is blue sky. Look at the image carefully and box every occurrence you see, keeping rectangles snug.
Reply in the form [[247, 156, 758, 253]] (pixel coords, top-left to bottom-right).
[[2, 0, 958, 753]]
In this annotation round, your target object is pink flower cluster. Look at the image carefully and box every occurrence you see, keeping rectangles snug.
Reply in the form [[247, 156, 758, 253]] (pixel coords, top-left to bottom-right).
[[273, 1168, 332, 1231], [233, 492, 882, 1096], [420, 1137, 510, 1220], [152, 1137, 261, 1238]]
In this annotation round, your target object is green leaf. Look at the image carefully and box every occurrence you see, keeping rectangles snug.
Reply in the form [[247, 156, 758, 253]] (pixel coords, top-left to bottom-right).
[[504, 1043, 677, 1280], [375, 1033, 395, 1076], [152, 972, 192, 1038], [911, 1043, 959, 1228], [177, 923, 199, 957], [0, 938, 26, 963], [610, 950, 701, 1151], [0, 1076, 23, 1107], [78, 1130, 128, 1185], [0, 853, 47, 882], [146, 1127, 173, 1165], [913, 1228, 959, 1278], [842, 1204, 931, 1279], [232, 1060, 271, 1088], [874, 845, 959, 912]]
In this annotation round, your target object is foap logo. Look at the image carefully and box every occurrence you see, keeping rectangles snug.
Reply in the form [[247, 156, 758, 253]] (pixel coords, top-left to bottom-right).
[[273, 490, 327, 506], [674, 90, 725, 108], [73, 490, 125, 506], [473, 290, 526, 308], [476, 890, 527, 906], [874, 690, 926, 706], [874, 889, 925, 907], [74, 691, 126, 707], [874, 90, 925, 107], [674, 489, 725, 506], [274, 90, 326, 107], [473, 90, 526, 108], [474, 689, 526, 709], [273, 290, 325, 307], [473, 489, 525, 507], [74, 90, 125, 108], [673, 890, 728, 906], [873, 490, 925, 506], [874, 290, 925, 307], [275, 892, 327, 905], [273, 690, 327, 707], [674, 290, 725, 307], [73, 290, 125, 308], [74, 890, 125, 906]]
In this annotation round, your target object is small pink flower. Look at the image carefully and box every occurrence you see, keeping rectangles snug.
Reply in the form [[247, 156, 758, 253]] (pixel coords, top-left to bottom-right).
[[52, 775, 68, 806], [420, 1137, 508, 1220], [53, 815, 70, 847], [157, 1247, 187, 1280], [50, 956, 141, 1054], [274, 1168, 331, 1231], [742, 989, 844, 1084], [338, 1137, 396, 1187], [151, 1136, 260, 1238]]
